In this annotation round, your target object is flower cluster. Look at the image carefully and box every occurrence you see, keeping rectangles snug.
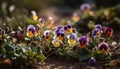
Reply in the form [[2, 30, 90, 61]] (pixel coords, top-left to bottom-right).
[[0, 4, 117, 67]]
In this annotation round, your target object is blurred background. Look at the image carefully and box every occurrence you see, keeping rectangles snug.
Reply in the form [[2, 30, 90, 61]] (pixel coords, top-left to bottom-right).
[[0, 0, 120, 32], [0, 0, 120, 19]]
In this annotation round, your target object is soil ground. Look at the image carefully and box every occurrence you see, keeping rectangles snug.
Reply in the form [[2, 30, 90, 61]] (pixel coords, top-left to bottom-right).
[[35, 56, 120, 69]]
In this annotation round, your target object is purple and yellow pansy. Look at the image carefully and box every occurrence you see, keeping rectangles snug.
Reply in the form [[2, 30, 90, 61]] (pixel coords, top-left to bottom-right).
[[80, 3, 91, 14], [92, 28, 101, 38], [54, 26, 63, 35], [67, 33, 77, 45], [43, 30, 51, 40], [52, 39, 60, 47], [31, 10, 38, 21], [56, 32, 64, 41], [39, 18, 45, 27], [26, 25, 36, 38], [77, 36, 89, 48], [63, 24, 73, 34], [72, 12, 79, 22]]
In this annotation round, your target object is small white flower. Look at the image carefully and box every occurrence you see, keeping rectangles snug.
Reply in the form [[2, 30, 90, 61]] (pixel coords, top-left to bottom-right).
[[111, 41, 117, 46], [9, 5, 15, 12], [31, 10, 37, 15]]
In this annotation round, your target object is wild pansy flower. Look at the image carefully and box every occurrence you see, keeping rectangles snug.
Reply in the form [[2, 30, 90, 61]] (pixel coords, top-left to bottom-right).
[[55, 31, 64, 41], [48, 16, 54, 29], [104, 27, 113, 37], [72, 12, 79, 22], [26, 25, 36, 38], [0, 29, 5, 38], [39, 18, 45, 27], [63, 24, 73, 34], [80, 3, 91, 14], [52, 39, 60, 47], [54, 26, 63, 35], [92, 28, 101, 38], [43, 30, 50, 40], [88, 57, 96, 65], [98, 42, 108, 53], [31, 10, 38, 21], [17, 30, 24, 40], [94, 24, 102, 30], [67, 33, 77, 45], [77, 36, 89, 48]]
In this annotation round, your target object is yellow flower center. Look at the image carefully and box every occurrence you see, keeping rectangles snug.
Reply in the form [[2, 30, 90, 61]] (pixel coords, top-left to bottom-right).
[[66, 28, 72, 34], [57, 36, 63, 41], [83, 9, 89, 14], [26, 31, 34, 38], [72, 16, 79, 22], [39, 23, 44, 27], [68, 39, 76, 45], [32, 15, 38, 21], [54, 41, 60, 47]]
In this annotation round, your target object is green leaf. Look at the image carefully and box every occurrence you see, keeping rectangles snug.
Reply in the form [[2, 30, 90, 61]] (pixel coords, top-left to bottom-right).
[[4, 44, 15, 55], [77, 55, 90, 62], [37, 54, 46, 62]]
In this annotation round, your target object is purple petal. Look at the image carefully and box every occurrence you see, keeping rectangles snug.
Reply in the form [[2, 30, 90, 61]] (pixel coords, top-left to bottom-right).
[[80, 3, 91, 11], [77, 36, 89, 45], [27, 25, 35, 33], [98, 42, 108, 51]]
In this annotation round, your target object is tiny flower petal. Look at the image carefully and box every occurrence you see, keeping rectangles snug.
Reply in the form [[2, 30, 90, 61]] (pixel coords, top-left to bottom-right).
[[98, 42, 108, 53], [94, 24, 102, 30], [88, 57, 96, 65], [92, 28, 101, 38], [67, 33, 77, 39], [104, 27, 113, 37]]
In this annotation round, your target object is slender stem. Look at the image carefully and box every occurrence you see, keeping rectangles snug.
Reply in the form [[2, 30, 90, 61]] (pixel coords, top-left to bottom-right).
[[46, 50, 57, 59]]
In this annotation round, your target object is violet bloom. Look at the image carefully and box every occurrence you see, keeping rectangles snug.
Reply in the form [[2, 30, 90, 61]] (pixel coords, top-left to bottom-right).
[[63, 24, 72, 34], [80, 3, 91, 13], [17, 30, 24, 40], [88, 57, 96, 65], [56, 32, 64, 41], [104, 27, 113, 37], [52, 39, 60, 47], [67, 33, 77, 39], [43, 30, 50, 40], [39, 18, 45, 27], [26, 25, 35, 38], [72, 12, 79, 22], [98, 42, 108, 53], [92, 28, 101, 38], [77, 36, 89, 48], [94, 24, 102, 30], [67, 33, 77, 45], [54, 26, 63, 35]]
